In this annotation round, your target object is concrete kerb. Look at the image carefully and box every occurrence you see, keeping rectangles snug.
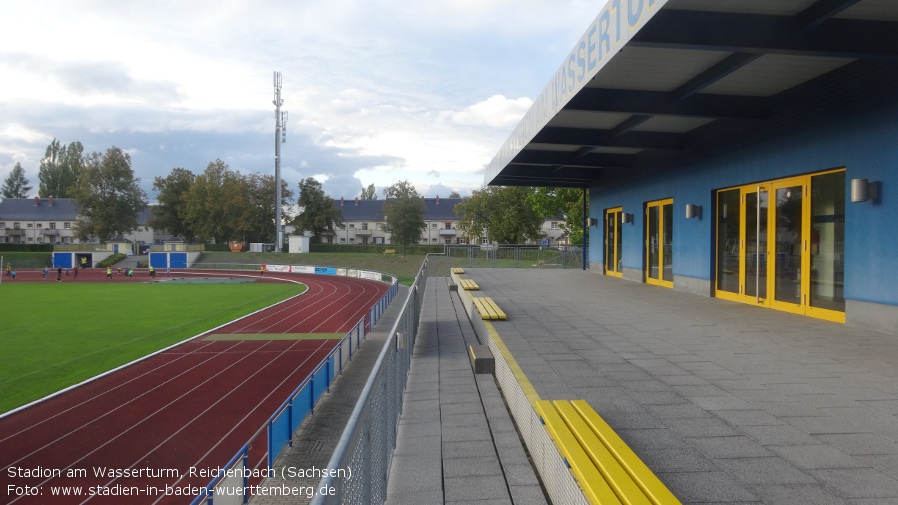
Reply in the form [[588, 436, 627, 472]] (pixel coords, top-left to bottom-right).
[[450, 272, 591, 505]]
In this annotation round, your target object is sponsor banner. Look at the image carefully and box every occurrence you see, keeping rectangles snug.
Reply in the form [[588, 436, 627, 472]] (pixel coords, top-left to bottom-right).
[[346, 269, 359, 278], [265, 264, 292, 273], [291, 265, 315, 274], [315, 267, 337, 275], [359, 270, 381, 282], [336, 268, 348, 277]]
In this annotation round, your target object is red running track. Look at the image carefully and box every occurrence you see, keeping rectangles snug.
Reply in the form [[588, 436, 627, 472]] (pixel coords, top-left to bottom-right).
[[0, 270, 390, 504]]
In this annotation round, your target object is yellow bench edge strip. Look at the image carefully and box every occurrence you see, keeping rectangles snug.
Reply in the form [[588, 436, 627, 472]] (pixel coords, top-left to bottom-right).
[[461, 285, 538, 403], [571, 400, 682, 505], [482, 319, 541, 405], [535, 401, 622, 505], [554, 401, 652, 505]]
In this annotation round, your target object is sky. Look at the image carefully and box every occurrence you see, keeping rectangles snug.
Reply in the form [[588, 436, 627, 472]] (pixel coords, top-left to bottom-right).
[[0, 0, 602, 201]]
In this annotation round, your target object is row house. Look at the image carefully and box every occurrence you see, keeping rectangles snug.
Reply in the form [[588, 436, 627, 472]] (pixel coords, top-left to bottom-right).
[[327, 196, 567, 246], [0, 197, 168, 248]]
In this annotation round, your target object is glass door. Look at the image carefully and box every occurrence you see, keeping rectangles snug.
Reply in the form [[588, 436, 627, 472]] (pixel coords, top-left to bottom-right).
[[714, 170, 845, 323], [744, 186, 768, 304], [770, 178, 806, 314], [604, 207, 623, 278], [646, 198, 673, 288]]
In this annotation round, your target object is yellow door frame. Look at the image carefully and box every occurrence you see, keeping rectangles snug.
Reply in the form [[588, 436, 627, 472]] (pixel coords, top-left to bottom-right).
[[604, 207, 623, 278], [714, 170, 845, 323], [645, 198, 674, 288]]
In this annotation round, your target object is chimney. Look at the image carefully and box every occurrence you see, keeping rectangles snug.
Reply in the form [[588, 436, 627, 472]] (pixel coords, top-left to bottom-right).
[[340, 196, 344, 206], [34, 196, 40, 206], [435, 195, 440, 205], [49, 196, 54, 206], [355, 197, 359, 206]]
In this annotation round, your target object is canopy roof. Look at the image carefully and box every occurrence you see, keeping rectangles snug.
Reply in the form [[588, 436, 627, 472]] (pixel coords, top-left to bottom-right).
[[485, 0, 898, 188]]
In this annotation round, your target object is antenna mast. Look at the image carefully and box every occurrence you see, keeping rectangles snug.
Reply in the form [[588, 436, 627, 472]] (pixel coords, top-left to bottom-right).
[[273, 71, 287, 252]]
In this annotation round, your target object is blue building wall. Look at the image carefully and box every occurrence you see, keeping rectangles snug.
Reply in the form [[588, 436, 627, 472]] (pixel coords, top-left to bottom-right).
[[590, 100, 898, 307]]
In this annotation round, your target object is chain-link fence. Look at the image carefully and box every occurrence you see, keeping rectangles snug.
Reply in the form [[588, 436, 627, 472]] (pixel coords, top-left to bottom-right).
[[310, 256, 435, 505], [446, 244, 584, 269]]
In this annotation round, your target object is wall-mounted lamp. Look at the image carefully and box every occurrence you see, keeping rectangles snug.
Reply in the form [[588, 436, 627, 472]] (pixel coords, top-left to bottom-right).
[[588, 217, 598, 227], [851, 178, 880, 203], [621, 213, 633, 224], [685, 204, 702, 219]]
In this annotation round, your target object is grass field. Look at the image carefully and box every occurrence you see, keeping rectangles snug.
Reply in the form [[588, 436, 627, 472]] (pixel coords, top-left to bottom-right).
[[195, 251, 428, 285], [0, 282, 305, 414]]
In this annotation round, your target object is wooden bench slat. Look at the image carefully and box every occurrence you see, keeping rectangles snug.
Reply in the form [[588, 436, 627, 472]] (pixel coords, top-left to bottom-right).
[[536, 401, 623, 505], [482, 297, 507, 320], [554, 401, 652, 505], [571, 400, 682, 505], [473, 297, 499, 320], [459, 279, 479, 290], [451, 267, 465, 274]]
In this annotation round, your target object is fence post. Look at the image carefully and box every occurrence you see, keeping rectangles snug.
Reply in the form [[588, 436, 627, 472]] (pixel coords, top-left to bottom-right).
[[309, 376, 315, 415], [242, 447, 250, 504]]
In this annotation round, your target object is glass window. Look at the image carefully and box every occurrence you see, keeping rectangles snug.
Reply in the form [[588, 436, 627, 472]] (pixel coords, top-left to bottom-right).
[[716, 189, 741, 294], [810, 171, 845, 312]]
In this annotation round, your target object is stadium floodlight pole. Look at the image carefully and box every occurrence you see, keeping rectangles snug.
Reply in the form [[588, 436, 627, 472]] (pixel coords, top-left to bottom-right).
[[273, 71, 287, 252]]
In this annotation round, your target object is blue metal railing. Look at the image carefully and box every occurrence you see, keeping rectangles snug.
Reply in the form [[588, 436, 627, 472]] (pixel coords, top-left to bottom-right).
[[190, 272, 399, 505]]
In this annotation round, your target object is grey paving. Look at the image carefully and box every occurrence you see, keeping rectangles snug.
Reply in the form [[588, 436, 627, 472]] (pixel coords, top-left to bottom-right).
[[386, 278, 547, 505], [254, 267, 898, 505], [467, 268, 898, 505]]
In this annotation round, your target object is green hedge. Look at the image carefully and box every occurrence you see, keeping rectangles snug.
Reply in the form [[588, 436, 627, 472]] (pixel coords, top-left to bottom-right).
[[204, 243, 232, 252], [0, 244, 54, 252], [309, 243, 444, 255], [97, 253, 127, 268]]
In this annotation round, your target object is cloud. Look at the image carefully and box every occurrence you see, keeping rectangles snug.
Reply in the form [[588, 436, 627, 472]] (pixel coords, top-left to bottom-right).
[[444, 95, 533, 129], [0, 0, 606, 199]]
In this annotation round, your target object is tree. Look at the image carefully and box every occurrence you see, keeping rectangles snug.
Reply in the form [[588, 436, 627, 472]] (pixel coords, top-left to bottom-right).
[[182, 160, 244, 243], [382, 180, 425, 254], [1, 162, 33, 198], [293, 178, 343, 243], [71, 147, 149, 242], [360, 183, 378, 200], [528, 187, 587, 244], [38, 139, 83, 198], [454, 186, 543, 244], [237, 172, 294, 245], [150, 167, 196, 241]]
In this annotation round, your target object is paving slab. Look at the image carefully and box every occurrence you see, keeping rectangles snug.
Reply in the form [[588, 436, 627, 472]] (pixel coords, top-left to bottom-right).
[[385, 278, 547, 505], [462, 268, 898, 505]]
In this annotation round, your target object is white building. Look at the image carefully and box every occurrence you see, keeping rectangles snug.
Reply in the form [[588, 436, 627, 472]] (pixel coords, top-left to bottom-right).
[[322, 196, 566, 246], [0, 197, 170, 249]]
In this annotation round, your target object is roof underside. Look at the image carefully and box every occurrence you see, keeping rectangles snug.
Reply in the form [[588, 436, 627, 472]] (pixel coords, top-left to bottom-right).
[[486, 0, 898, 188]]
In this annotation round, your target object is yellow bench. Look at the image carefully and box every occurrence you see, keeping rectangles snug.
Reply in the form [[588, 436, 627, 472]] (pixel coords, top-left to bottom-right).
[[457, 278, 479, 290], [383, 249, 396, 255], [535, 400, 680, 505], [472, 296, 507, 320], [450, 267, 465, 274]]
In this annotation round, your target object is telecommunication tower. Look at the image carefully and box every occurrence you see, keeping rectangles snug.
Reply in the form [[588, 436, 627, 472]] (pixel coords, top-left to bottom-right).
[[273, 71, 287, 251]]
